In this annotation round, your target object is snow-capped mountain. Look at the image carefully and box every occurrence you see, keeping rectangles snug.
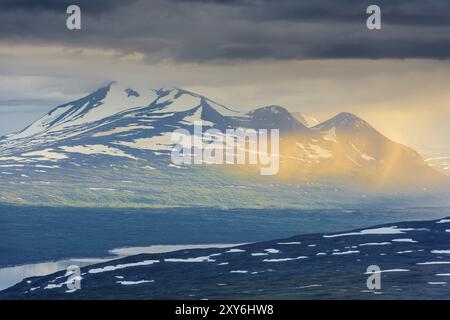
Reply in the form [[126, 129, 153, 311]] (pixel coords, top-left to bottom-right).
[[0, 83, 240, 156], [0, 83, 308, 159], [245, 106, 308, 132], [0, 82, 446, 207], [275, 111, 444, 187], [424, 153, 450, 177], [292, 112, 320, 128]]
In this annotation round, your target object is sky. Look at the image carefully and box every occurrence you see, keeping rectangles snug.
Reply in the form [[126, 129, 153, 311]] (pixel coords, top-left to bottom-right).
[[0, 0, 449, 153]]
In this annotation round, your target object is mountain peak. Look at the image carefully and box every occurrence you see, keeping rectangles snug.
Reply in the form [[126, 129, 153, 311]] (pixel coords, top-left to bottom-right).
[[249, 105, 288, 114], [314, 112, 372, 131], [247, 105, 296, 118], [334, 112, 364, 121], [246, 105, 308, 132]]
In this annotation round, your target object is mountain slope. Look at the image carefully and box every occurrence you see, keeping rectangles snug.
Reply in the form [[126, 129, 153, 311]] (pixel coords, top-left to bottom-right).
[[3, 217, 450, 299], [270, 112, 444, 187], [311, 113, 444, 186], [292, 111, 320, 128], [425, 153, 450, 177], [0, 83, 446, 207]]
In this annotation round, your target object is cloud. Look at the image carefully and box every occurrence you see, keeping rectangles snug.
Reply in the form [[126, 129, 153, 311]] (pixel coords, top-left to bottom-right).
[[0, 0, 449, 61], [0, 0, 137, 14], [178, 0, 450, 26]]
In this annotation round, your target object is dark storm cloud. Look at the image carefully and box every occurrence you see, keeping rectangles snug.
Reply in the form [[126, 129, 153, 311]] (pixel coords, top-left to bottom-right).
[[174, 0, 450, 26], [0, 0, 137, 13], [1, 0, 450, 61]]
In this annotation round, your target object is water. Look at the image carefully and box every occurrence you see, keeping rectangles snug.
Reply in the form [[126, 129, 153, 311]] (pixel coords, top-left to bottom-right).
[[0, 243, 241, 291], [0, 258, 108, 291]]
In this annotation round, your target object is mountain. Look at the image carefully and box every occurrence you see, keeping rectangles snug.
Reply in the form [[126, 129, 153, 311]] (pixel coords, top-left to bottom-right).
[[302, 112, 445, 187], [3, 217, 450, 299], [0, 84, 306, 157], [0, 82, 446, 207], [292, 111, 320, 128], [424, 153, 450, 177], [245, 106, 308, 133], [0, 84, 238, 154], [274, 111, 445, 187]]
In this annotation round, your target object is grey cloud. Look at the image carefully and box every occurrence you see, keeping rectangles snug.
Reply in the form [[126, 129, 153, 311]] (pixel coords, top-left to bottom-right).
[[174, 0, 450, 26], [0, 0, 137, 14], [0, 0, 450, 61]]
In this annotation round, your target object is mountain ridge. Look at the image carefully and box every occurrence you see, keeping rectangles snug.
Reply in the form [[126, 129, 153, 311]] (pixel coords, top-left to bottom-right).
[[0, 82, 447, 207], [3, 216, 450, 299]]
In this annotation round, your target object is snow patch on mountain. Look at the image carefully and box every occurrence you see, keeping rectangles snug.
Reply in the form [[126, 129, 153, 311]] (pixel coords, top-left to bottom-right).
[[180, 107, 214, 126], [425, 154, 450, 176], [156, 90, 201, 113], [21, 149, 68, 161], [93, 125, 154, 137], [292, 112, 320, 128], [60, 145, 138, 160], [321, 127, 337, 142], [115, 133, 174, 151], [361, 153, 375, 161], [296, 143, 333, 160]]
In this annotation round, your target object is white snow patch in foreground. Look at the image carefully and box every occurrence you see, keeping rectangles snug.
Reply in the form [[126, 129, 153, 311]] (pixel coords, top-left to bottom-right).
[[88, 260, 160, 274], [324, 227, 415, 238], [226, 249, 246, 253], [164, 256, 216, 263], [44, 276, 83, 290], [277, 242, 301, 245], [431, 250, 450, 254], [263, 256, 307, 262], [117, 280, 154, 285], [298, 284, 322, 289], [417, 261, 450, 265], [332, 250, 360, 255], [397, 250, 414, 254], [264, 248, 280, 254], [392, 238, 418, 243], [110, 244, 241, 256], [358, 242, 391, 246], [364, 269, 410, 274]]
